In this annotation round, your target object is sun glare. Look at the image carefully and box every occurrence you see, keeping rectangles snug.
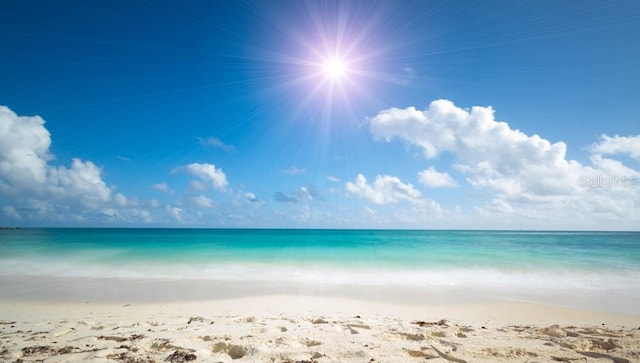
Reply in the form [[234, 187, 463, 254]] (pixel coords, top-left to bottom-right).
[[323, 57, 346, 80], [269, 1, 385, 118]]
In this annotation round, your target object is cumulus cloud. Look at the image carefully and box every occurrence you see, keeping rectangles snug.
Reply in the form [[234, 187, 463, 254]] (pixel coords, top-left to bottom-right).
[[370, 99, 584, 201], [590, 134, 640, 161], [368, 99, 640, 227], [0, 106, 52, 189], [172, 163, 228, 191], [47, 158, 111, 207], [345, 174, 424, 204], [0, 106, 141, 222], [418, 167, 457, 188]]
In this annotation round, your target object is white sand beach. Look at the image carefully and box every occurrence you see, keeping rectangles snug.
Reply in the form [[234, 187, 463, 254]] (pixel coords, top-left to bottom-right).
[[2, 288, 639, 362]]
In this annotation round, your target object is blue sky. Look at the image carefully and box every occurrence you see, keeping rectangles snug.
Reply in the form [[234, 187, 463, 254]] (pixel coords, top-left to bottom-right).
[[1, 0, 639, 229]]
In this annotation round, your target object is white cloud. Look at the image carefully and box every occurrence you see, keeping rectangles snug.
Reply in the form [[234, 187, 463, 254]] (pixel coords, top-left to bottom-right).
[[172, 163, 228, 191], [128, 208, 152, 223], [152, 182, 173, 193], [274, 186, 322, 203], [98, 205, 157, 224], [345, 174, 424, 204], [47, 158, 111, 207], [590, 134, 640, 161], [244, 192, 258, 203], [343, 174, 444, 226], [114, 193, 128, 207], [0, 106, 136, 222], [0, 106, 52, 189], [327, 176, 341, 182], [191, 195, 215, 208], [368, 99, 640, 228], [168, 206, 184, 221], [231, 190, 263, 208], [370, 99, 584, 201], [590, 154, 639, 178], [418, 167, 457, 188], [189, 180, 208, 192]]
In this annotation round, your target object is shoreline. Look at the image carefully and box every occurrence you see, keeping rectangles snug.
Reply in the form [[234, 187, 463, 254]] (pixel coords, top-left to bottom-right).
[[3, 294, 640, 327], [2, 274, 639, 315], [2, 273, 639, 362]]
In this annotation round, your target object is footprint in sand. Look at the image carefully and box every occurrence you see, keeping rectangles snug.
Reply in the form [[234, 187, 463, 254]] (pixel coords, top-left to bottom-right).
[[303, 339, 322, 347], [210, 341, 249, 360]]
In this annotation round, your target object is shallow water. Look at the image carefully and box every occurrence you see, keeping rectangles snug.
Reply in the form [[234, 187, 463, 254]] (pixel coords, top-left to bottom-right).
[[1, 229, 638, 290]]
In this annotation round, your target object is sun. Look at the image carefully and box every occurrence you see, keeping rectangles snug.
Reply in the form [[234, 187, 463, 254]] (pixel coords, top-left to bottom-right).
[[323, 57, 347, 80], [264, 1, 388, 118]]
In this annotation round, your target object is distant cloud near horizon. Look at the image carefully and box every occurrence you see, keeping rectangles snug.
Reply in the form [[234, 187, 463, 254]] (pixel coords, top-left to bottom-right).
[[274, 186, 322, 203], [171, 163, 228, 191], [191, 195, 215, 208], [346, 174, 425, 205], [2, 101, 638, 229]]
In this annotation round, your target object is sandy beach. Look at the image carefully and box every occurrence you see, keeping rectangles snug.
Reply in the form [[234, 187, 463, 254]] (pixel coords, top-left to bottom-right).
[[2, 0, 640, 359], [1, 230, 639, 362], [2, 291, 640, 363]]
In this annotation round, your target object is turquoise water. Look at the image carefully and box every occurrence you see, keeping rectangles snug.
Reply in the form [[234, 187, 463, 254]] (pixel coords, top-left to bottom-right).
[[0, 229, 639, 291]]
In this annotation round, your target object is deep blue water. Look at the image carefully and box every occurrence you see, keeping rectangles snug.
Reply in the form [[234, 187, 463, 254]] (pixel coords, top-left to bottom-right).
[[0, 229, 638, 291]]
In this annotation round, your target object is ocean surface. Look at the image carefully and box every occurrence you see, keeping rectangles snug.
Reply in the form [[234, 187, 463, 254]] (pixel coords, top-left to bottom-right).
[[1, 228, 638, 289]]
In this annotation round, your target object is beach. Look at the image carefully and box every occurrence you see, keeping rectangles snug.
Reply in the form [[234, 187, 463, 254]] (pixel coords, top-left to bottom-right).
[[3, 0, 640, 360], [2, 291, 640, 363], [1, 229, 639, 362]]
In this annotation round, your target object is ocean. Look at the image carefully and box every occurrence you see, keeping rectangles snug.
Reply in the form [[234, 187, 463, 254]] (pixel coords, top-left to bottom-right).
[[1, 229, 639, 311]]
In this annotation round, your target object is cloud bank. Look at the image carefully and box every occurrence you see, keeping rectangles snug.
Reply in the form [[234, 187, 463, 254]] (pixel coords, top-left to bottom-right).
[[367, 99, 640, 229], [0, 106, 123, 222], [0, 106, 265, 226], [2, 101, 638, 229]]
